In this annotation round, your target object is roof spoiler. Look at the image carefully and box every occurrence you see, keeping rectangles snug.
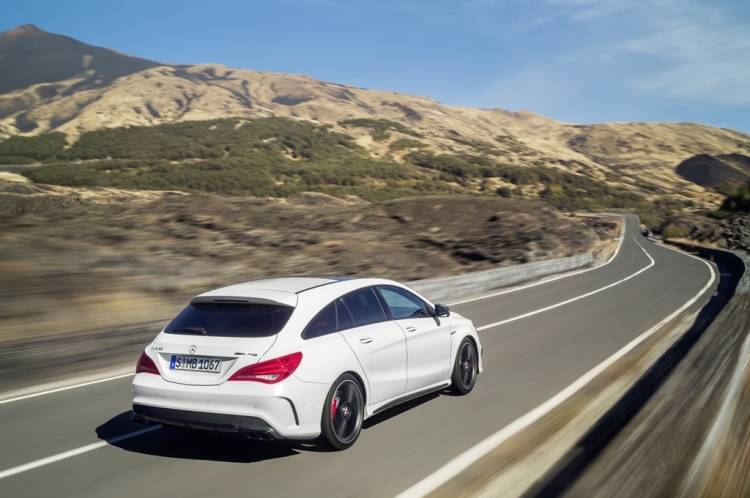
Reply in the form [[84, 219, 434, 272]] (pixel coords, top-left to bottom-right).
[[190, 292, 297, 307]]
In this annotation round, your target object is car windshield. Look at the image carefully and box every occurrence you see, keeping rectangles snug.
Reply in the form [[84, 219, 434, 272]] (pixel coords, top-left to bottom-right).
[[165, 302, 294, 338]]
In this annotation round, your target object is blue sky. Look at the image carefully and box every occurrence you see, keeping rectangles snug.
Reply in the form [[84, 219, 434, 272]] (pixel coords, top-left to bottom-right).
[[3, 0, 750, 132]]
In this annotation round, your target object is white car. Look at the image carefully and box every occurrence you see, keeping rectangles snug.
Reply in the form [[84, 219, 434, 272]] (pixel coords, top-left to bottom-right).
[[132, 277, 483, 450]]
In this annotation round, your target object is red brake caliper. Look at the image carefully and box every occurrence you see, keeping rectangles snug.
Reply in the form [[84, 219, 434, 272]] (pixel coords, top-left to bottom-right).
[[331, 397, 339, 418]]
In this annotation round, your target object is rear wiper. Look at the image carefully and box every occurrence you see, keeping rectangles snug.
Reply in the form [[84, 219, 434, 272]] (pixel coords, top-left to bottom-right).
[[172, 327, 207, 335]]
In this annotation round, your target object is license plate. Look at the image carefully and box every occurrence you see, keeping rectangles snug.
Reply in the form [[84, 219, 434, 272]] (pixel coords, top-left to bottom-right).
[[170, 355, 222, 373]]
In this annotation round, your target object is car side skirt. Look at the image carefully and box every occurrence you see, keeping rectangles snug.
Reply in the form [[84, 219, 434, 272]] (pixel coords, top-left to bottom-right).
[[366, 380, 451, 418]]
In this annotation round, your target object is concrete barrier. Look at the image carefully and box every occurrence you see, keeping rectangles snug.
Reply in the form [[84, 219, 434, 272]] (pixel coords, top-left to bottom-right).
[[409, 252, 598, 302], [408, 214, 623, 302]]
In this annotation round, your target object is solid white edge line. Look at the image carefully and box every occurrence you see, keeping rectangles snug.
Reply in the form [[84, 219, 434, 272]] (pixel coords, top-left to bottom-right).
[[0, 426, 160, 480], [476, 240, 654, 331], [448, 214, 627, 306], [0, 373, 135, 406], [393, 243, 716, 498]]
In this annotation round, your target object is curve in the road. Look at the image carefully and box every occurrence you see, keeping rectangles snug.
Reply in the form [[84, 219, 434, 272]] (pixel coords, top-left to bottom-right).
[[396, 241, 714, 498], [0, 215, 718, 498]]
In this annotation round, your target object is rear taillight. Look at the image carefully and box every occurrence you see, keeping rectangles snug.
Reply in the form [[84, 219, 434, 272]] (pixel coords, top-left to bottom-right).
[[136, 352, 160, 375], [228, 352, 302, 384]]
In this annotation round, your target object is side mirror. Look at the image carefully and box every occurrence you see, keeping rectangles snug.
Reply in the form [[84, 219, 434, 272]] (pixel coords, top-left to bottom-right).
[[435, 304, 450, 317]]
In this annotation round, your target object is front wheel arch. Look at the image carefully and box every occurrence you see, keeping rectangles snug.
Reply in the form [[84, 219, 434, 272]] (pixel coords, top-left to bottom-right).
[[451, 337, 478, 395]]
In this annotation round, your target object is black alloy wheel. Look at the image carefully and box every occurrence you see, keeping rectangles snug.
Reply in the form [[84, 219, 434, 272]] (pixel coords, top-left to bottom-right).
[[451, 338, 478, 395], [320, 374, 364, 450]]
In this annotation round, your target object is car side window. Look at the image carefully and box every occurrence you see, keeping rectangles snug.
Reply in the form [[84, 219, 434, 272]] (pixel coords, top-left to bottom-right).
[[302, 301, 338, 339], [377, 286, 430, 319], [341, 287, 387, 326], [336, 299, 354, 330]]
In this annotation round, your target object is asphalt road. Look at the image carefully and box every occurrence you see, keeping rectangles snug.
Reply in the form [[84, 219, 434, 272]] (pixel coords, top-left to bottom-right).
[[0, 215, 717, 498]]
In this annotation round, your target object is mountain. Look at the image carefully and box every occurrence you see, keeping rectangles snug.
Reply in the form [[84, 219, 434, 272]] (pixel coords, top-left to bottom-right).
[[0, 25, 160, 96], [1, 25, 750, 207]]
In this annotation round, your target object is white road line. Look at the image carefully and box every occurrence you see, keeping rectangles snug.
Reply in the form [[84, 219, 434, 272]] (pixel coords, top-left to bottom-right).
[[0, 373, 135, 406], [0, 426, 160, 480], [394, 246, 716, 498], [477, 240, 654, 331], [448, 214, 627, 306]]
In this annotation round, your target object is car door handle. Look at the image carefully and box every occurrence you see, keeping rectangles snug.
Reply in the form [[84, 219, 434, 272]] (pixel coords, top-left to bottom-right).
[[406, 327, 417, 332], [359, 336, 374, 344]]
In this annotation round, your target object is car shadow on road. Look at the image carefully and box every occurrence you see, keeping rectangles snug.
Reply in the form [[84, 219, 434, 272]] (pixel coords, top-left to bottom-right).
[[98, 389, 446, 462], [97, 411, 325, 463]]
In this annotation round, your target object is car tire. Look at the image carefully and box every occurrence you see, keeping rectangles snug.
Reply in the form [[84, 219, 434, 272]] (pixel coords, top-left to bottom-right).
[[320, 373, 364, 451], [451, 338, 478, 395]]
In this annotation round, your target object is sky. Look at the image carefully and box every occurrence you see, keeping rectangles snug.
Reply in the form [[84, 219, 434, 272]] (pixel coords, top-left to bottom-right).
[[3, 0, 750, 132]]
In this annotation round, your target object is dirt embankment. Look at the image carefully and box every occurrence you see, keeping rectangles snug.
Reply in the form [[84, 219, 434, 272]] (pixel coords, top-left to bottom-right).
[[0, 188, 615, 343]]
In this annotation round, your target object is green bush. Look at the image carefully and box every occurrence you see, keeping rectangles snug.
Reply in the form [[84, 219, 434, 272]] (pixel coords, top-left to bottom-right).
[[662, 223, 690, 239], [388, 139, 425, 151], [404, 151, 649, 212], [338, 118, 423, 138], [720, 180, 750, 213], [0, 155, 36, 165], [0, 132, 67, 162], [638, 214, 660, 229], [708, 210, 733, 220], [496, 187, 512, 198]]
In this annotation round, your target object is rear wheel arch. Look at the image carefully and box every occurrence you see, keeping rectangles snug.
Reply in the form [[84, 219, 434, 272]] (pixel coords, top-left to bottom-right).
[[343, 370, 368, 407], [320, 372, 366, 450]]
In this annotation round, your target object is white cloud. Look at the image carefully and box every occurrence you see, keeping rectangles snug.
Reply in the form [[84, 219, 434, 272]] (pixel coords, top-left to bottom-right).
[[465, 0, 750, 107], [612, 1, 750, 105]]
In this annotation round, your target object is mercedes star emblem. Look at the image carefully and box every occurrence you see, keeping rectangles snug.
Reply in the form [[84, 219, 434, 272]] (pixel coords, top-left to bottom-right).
[[189, 345, 197, 354]]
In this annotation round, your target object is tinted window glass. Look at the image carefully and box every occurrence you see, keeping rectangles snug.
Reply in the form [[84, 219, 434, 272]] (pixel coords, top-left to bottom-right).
[[378, 286, 430, 319], [336, 300, 354, 330], [342, 288, 386, 326], [302, 302, 337, 339], [165, 303, 293, 338]]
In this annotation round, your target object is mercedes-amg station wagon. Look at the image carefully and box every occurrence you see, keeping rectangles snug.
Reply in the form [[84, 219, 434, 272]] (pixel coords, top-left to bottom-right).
[[132, 277, 482, 450]]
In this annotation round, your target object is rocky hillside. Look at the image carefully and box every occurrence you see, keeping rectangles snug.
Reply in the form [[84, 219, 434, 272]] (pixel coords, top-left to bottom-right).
[[1, 25, 750, 209]]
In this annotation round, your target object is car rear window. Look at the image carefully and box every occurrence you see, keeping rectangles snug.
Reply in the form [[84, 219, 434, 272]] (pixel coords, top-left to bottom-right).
[[165, 302, 294, 338]]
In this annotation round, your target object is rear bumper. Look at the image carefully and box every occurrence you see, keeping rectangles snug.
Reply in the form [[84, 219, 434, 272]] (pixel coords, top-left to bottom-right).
[[132, 404, 284, 440], [131, 372, 328, 439]]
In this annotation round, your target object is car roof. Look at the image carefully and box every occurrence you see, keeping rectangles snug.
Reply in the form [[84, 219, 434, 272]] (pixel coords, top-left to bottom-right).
[[192, 277, 426, 310], [193, 277, 339, 307]]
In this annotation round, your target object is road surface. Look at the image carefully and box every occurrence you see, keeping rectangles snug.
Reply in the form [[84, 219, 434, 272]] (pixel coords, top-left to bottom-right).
[[0, 215, 717, 497]]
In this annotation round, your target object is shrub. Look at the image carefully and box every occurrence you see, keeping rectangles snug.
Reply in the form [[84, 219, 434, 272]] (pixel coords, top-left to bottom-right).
[[662, 223, 690, 239], [0, 155, 36, 165], [638, 214, 660, 229], [496, 187, 512, 198], [720, 180, 750, 213], [338, 118, 423, 138], [0, 132, 67, 161], [388, 139, 425, 151]]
